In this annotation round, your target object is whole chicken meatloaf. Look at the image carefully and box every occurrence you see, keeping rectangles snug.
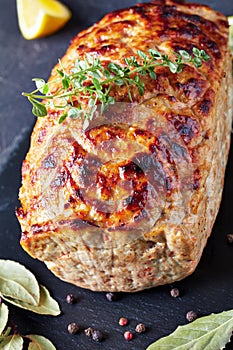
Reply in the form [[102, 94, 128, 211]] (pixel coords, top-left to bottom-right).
[[17, 0, 232, 292]]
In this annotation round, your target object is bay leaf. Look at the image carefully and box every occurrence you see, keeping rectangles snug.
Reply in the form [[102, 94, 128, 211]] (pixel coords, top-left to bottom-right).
[[146, 309, 233, 350], [0, 303, 8, 335], [27, 334, 57, 350], [0, 334, 23, 350], [1, 285, 60, 316], [0, 260, 40, 306], [1, 327, 12, 338]]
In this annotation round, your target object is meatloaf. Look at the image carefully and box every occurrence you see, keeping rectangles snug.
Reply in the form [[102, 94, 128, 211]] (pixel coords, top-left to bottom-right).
[[17, 0, 232, 292]]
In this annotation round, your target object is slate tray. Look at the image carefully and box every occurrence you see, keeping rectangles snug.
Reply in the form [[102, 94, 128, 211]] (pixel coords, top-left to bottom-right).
[[0, 1, 233, 349]]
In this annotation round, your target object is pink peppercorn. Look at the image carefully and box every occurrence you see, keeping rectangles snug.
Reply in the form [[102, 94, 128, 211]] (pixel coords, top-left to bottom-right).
[[124, 331, 133, 341], [119, 317, 128, 326]]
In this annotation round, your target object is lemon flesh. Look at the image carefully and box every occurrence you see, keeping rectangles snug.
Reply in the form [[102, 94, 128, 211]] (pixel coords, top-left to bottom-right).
[[16, 0, 71, 40]]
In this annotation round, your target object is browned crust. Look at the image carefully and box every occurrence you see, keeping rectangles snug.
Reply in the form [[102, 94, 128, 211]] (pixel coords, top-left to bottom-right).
[[17, 1, 232, 292]]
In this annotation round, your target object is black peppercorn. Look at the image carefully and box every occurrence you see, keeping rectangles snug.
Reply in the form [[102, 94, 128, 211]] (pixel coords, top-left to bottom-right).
[[106, 292, 117, 301], [227, 234, 233, 244], [67, 322, 79, 334], [135, 323, 146, 333], [186, 310, 197, 322], [92, 329, 104, 342], [84, 327, 94, 337], [66, 293, 76, 304], [170, 287, 180, 298]]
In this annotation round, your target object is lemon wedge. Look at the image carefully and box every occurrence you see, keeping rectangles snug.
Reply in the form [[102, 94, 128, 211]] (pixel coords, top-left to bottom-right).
[[16, 0, 71, 40], [228, 16, 233, 55]]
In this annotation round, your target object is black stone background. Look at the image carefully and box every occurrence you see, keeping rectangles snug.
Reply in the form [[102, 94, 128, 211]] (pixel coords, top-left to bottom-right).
[[0, 1, 233, 349]]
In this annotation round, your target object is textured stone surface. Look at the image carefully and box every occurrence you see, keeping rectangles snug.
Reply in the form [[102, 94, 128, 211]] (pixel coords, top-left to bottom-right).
[[0, 0, 232, 171], [0, 1, 232, 349]]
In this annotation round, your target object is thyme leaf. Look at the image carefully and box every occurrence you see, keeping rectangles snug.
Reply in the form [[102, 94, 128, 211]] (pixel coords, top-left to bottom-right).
[[22, 47, 210, 121]]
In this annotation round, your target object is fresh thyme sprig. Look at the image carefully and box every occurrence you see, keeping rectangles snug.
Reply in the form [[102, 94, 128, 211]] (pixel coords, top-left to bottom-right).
[[22, 47, 210, 123]]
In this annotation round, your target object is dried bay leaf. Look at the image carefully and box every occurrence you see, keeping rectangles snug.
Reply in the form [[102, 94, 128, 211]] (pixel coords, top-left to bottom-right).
[[0, 260, 40, 306], [1, 285, 60, 316], [0, 334, 23, 350], [0, 328, 12, 344], [27, 334, 56, 350], [147, 309, 233, 350], [0, 327, 11, 338], [0, 303, 8, 335]]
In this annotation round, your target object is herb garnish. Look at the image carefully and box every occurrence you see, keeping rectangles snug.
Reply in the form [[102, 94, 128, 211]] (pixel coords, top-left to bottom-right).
[[22, 48, 210, 123], [0, 260, 59, 349], [0, 260, 60, 316], [146, 309, 233, 350]]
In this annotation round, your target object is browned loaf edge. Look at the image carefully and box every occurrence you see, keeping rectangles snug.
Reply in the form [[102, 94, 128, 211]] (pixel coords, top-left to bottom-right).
[[17, 0, 232, 292]]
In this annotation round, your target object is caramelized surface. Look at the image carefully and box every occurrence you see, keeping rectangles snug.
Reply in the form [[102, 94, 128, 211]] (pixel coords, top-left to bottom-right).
[[17, 1, 232, 292]]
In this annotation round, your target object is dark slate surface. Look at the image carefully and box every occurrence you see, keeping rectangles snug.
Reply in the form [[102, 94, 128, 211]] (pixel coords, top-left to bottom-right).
[[0, 1, 233, 349]]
